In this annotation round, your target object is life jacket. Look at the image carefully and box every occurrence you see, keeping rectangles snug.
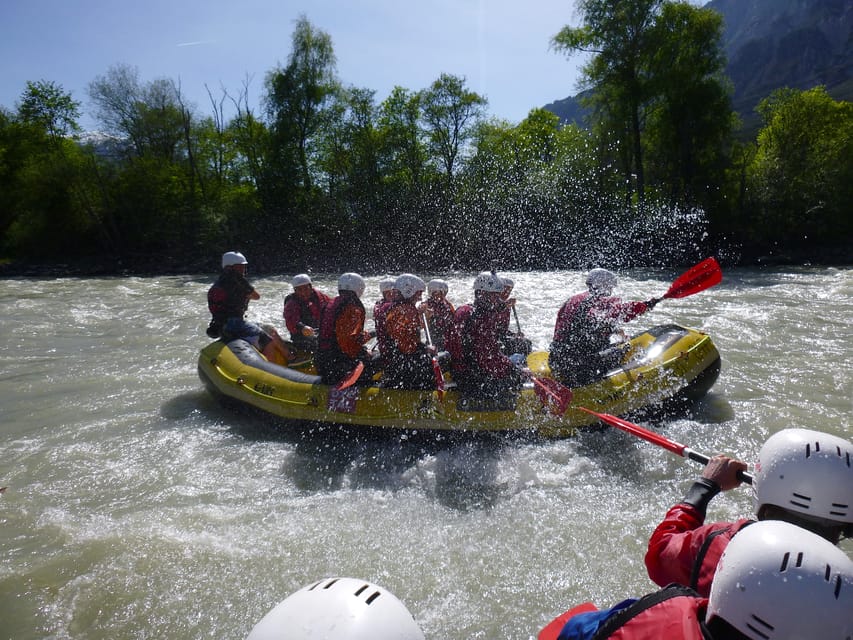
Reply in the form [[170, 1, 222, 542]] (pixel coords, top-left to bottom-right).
[[447, 304, 475, 377], [688, 520, 754, 597], [207, 270, 254, 324], [554, 293, 614, 355], [283, 290, 327, 332], [560, 584, 709, 640], [318, 292, 364, 358]]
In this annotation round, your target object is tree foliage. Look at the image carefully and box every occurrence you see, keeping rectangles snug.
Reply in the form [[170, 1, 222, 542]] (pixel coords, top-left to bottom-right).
[[0, 12, 849, 272]]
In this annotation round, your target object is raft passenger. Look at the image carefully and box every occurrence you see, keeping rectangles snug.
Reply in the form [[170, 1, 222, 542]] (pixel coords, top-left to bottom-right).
[[645, 428, 853, 598], [424, 278, 455, 352], [383, 274, 436, 390], [206, 251, 289, 364], [282, 273, 330, 353], [315, 272, 375, 386], [445, 271, 527, 400], [549, 268, 657, 386]]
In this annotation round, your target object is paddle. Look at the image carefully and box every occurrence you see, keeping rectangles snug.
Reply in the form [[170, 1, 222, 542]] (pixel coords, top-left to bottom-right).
[[577, 407, 753, 484], [661, 257, 722, 300], [538, 602, 599, 640], [532, 375, 573, 415], [422, 313, 446, 400], [335, 361, 364, 390]]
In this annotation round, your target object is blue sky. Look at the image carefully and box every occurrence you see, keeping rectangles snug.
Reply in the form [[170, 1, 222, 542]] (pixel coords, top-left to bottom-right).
[[2, 0, 595, 131]]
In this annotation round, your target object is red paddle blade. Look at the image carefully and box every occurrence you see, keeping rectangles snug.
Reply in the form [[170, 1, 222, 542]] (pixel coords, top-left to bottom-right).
[[664, 257, 722, 299], [538, 602, 598, 640], [335, 361, 364, 390], [577, 407, 687, 457], [533, 377, 573, 415]]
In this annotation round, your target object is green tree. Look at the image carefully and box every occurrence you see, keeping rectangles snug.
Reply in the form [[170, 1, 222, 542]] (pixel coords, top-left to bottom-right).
[[377, 86, 427, 190], [264, 14, 339, 194], [553, 0, 662, 204], [17, 80, 81, 144], [419, 73, 487, 185], [644, 2, 735, 207], [747, 86, 853, 248]]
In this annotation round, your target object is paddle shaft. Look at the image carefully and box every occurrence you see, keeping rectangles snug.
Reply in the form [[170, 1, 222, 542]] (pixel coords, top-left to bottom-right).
[[422, 313, 446, 398], [579, 408, 753, 484]]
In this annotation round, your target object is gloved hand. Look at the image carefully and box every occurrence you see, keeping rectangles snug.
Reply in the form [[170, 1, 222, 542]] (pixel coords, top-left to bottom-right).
[[645, 297, 660, 309], [509, 353, 526, 367]]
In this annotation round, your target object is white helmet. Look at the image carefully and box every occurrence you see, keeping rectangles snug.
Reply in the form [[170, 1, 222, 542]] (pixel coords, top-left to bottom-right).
[[395, 274, 426, 300], [427, 278, 448, 295], [501, 277, 514, 290], [753, 428, 853, 526], [246, 577, 425, 640], [338, 272, 366, 298], [473, 271, 504, 293], [379, 277, 396, 293], [586, 268, 616, 295], [222, 251, 248, 268], [707, 520, 853, 639], [291, 273, 312, 288]]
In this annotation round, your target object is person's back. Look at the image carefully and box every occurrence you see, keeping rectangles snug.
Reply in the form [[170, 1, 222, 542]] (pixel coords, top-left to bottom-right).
[[550, 269, 654, 386], [316, 273, 372, 386], [645, 428, 853, 597], [383, 274, 434, 390], [549, 520, 853, 640], [449, 272, 525, 398]]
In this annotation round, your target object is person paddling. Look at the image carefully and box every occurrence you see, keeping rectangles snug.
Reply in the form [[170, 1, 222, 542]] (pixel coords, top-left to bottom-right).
[[549, 268, 657, 386], [446, 271, 527, 401], [383, 274, 436, 390], [543, 520, 853, 640], [645, 428, 852, 598]]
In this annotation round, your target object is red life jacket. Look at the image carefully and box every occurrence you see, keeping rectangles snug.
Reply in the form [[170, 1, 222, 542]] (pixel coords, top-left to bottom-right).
[[318, 292, 364, 357], [589, 585, 708, 640]]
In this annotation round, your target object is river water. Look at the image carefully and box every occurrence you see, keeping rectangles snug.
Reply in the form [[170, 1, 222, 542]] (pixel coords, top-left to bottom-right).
[[1, 267, 851, 639]]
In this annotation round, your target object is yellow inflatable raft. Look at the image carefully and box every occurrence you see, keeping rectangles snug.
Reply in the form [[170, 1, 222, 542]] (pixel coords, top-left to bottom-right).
[[197, 324, 720, 438]]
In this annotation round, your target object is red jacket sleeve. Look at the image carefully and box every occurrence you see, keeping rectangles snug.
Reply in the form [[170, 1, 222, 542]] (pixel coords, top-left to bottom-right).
[[645, 503, 712, 588]]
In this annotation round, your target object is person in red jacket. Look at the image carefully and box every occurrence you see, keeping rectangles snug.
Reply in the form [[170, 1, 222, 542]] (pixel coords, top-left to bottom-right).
[[282, 273, 330, 353], [644, 428, 852, 598], [446, 271, 526, 400], [424, 278, 455, 351], [549, 268, 657, 386], [544, 520, 853, 640], [206, 251, 289, 364], [373, 276, 398, 365], [383, 274, 435, 390], [316, 273, 374, 386]]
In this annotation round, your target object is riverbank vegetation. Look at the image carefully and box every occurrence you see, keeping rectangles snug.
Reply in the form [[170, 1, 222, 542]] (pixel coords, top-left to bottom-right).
[[1, 0, 851, 276]]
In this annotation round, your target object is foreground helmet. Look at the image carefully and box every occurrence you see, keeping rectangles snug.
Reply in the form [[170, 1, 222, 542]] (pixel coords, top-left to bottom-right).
[[222, 251, 248, 268], [473, 271, 504, 293], [291, 273, 312, 288], [427, 279, 448, 295], [586, 268, 616, 295], [379, 277, 396, 293], [753, 428, 853, 527], [707, 520, 853, 639], [246, 577, 425, 640], [338, 272, 366, 298], [394, 274, 426, 300]]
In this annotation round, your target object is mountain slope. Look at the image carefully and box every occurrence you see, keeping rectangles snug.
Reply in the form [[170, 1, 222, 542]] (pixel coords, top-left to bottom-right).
[[544, 0, 852, 133]]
